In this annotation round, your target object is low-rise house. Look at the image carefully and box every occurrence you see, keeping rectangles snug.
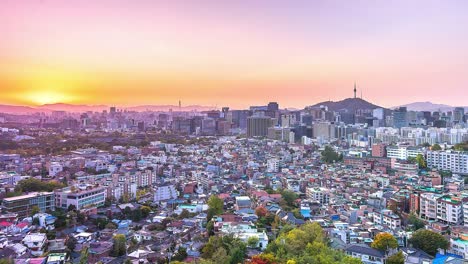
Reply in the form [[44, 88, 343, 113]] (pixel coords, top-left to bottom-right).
[[346, 244, 385, 264], [22, 233, 47, 256], [218, 222, 269, 250], [89, 241, 113, 263]]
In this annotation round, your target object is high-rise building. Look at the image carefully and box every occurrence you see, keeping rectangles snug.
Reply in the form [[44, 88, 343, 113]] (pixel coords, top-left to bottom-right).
[[426, 150, 468, 175], [247, 116, 275, 137], [453, 107, 465, 123], [372, 143, 386, 157], [393, 107, 408, 129], [312, 122, 335, 140]]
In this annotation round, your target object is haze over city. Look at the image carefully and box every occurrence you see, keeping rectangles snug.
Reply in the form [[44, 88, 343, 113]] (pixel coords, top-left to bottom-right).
[[1, 0, 468, 108]]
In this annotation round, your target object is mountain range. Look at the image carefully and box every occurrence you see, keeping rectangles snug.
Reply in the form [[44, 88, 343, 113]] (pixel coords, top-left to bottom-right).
[[394, 102, 468, 112], [0, 100, 465, 115], [0, 103, 216, 114]]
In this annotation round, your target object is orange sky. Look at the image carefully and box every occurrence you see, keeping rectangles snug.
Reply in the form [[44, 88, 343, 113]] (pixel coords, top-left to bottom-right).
[[1, 1, 467, 108]]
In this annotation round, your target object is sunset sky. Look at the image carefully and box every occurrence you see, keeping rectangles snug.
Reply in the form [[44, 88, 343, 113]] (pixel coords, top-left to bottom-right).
[[1, 0, 467, 109]]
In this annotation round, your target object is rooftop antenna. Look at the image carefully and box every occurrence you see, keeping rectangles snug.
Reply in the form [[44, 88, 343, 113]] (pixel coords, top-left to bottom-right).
[[361, 89, 363, 99]]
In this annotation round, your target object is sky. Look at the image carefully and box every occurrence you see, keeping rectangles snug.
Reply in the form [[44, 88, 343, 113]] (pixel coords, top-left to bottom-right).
[[1, 0, 467, 109]]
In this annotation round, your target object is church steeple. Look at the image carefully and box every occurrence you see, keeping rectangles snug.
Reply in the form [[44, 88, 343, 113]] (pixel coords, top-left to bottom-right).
[[354, 82, 357, 98]]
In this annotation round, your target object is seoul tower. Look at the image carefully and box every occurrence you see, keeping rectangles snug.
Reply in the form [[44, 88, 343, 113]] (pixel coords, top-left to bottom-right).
[[354, 82, 357, 98]]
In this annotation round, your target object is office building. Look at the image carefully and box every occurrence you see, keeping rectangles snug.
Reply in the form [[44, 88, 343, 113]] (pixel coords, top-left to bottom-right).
[[393, 107, 408, 129], [2, 192, 55, 218], [55, 186, 106, 210], [247, 116, 275, 137]]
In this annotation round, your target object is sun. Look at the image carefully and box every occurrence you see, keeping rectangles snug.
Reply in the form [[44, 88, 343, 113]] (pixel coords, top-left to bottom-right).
[[27, 90, 71, 105]]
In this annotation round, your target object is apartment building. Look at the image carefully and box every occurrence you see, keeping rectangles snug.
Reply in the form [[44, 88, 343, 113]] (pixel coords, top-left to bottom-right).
[[372, 209, 401, 229], [419, 193, 440, 221], [386, 146, 424, 160], [306, 187, 330, 205], [153, 184, 178, 203], [436, 195, 465, 225], [426, 150, 468, 175]]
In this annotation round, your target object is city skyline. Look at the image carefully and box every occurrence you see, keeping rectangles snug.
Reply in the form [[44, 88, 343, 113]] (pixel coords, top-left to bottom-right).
[[1, 0, 468, 108]]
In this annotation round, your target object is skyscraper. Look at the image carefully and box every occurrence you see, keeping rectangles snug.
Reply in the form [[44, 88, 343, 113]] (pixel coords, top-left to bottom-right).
[[393, 107, 408, 129], [453, 107, 465, 123], [247, 116, 275, 137]]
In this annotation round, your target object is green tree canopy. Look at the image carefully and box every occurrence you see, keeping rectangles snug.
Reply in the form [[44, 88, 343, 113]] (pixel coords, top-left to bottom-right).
[[15, 178, 65, 193], [263, 222, 361, 264], [207, 195, 224, 221], [386, 251, 404, 264], [371, 232, 398, 251], [408, 213, 425, 231], [111, 234, 127, 256], [79, 246, 89, 264], [321, 146, 343, 164], [431, 144, 442, 151], [415, 154, 426, 168], [409, 229, 449, 256]]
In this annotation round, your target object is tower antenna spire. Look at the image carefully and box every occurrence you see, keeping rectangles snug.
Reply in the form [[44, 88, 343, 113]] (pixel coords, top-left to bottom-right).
[[354, 82, 357, 98]]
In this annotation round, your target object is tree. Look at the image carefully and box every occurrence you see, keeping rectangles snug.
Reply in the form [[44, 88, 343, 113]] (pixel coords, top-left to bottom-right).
[[106, 222, 118, 229], [178, 209, 190, 219], [371, 232, 398, 251], [408, 213, 425, 231], [131, 208, 142, 221], [386, 251, 404, 264], [207, 195, 224, 221], [251, 253, 277, 264], [15, 178, 65, 193], [32, 217, 40, 226], [280, 190, 298, 207], [415, 154, 426, 168], [140, 205, 151, 217], [409, 229, 449, 256], [321, 146, 342, 163], [255, 206, 268, 217], [173, 247, 188, 262], [79, 246, 89, 264], [211, 247, 230, 264], [66, 235, 77, 252], [247, 236, 260, 248], [31, 205, 40, 216], [111, 234, 127, 256], [206, 220, 215, 236], [431, 144, 442, 151], [0, 258, 14, 264], [67, 204, 77, 212]]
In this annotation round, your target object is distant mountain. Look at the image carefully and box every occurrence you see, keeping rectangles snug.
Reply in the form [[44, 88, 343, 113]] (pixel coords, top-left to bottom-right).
[[0, 103, 216, 114], [37, 103, 108, 112], [394, 101, 467, 112], [310, 98, 386, 113], [126, 105, 215, 112], [0, 104, 46, 114]]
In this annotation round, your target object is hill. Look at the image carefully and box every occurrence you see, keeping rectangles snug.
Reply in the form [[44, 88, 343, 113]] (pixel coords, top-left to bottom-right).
[[311, 97, 386, 113]]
